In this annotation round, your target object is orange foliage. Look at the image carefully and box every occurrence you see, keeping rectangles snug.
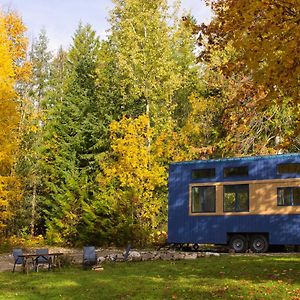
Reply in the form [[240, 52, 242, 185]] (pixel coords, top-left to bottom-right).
[[201, 0, 300, 104]]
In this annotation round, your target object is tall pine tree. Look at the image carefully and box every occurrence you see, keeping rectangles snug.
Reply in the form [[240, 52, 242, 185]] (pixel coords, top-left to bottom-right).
[[40, 24, 102, 244], [16, 29, 52, 236]]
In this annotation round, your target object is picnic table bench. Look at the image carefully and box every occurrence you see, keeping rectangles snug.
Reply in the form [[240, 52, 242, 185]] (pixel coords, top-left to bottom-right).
[[19, 253, 63, 273]]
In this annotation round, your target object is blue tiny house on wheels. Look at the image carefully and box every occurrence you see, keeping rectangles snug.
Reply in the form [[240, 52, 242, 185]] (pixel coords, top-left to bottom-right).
[[168, 154, 300, 252]]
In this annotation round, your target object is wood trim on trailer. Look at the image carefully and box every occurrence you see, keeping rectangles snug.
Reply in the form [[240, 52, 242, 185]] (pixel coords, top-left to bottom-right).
[[189, 178, 300, 216]]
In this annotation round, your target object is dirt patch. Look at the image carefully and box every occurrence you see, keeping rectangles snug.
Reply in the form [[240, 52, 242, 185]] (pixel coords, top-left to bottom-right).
[[0, 254, 13, 272]]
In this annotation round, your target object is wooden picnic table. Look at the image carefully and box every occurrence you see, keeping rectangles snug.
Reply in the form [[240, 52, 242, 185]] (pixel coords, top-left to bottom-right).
[[19, 253, 63, 273]]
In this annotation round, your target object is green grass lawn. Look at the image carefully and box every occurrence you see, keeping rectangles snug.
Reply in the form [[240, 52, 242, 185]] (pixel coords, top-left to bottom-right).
[[0, 255, 300, 300]]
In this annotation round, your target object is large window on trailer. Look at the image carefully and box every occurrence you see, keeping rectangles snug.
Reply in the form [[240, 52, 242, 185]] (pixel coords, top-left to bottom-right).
[[191, 186, 216, 213], [224, 184, 249, 212], [277, 187, 300, 206]]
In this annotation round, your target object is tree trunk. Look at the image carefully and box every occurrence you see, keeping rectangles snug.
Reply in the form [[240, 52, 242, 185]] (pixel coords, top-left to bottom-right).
[[30, 181, 37, 236]]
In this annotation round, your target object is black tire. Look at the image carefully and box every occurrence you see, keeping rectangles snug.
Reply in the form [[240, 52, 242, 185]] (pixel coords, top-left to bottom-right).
[[250, 235, 268, 253], [229, 234, 248, 253]]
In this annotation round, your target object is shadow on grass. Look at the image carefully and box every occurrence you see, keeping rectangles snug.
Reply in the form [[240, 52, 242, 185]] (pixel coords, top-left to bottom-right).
[[0, 255, 299, 300]]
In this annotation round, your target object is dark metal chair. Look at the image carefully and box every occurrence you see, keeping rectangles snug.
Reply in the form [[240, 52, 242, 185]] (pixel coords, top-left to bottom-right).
[[123, 244, 131, 261], [12, 249, 24, 272], [35, 248, 52, 272], [83, 246, 97, 268]]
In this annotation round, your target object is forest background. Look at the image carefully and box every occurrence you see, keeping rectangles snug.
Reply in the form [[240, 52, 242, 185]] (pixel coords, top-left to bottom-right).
[[0, 0, 299, 247]]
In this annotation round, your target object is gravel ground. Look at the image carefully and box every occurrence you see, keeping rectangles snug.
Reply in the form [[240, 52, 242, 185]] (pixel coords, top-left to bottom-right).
[[0, 247, 125, 272]]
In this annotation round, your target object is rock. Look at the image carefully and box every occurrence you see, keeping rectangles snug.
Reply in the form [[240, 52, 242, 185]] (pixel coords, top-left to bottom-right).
[[150, 252, 161, 261], [115, 254, 126, 261], [173, 253, 186, 260], [203, 252, 220, 257], [197, 252, 206, 258], [129, 251, 141, 261], [141, 252, 157, 261], [183, 253, 197, 260], [160, 252, 174, 261], [106, 254, 117, 262], [97, 256, 106, 264]]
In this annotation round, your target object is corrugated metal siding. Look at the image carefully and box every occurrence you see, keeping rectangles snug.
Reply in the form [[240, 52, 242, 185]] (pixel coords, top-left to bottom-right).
[[170, 153, 300, 182], [168, 154, 300, 245], [168, 214, 300, 245]]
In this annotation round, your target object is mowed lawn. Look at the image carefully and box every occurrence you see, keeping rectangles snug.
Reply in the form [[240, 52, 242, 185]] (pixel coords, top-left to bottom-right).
[[0, 255, 300, 300]]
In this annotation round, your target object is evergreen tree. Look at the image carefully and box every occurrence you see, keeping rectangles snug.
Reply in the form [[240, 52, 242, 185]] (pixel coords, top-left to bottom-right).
[[46, 46, 68, 106], [40, 24, 102, 244], [16, 30, 52, 236]]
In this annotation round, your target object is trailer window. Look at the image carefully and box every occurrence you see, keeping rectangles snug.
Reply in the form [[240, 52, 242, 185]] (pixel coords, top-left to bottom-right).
[[277, 187, 300, 206], [192, 168, 215, 179], [277, 163, 300, 174], [191, 186, 216, 213], [224, 166, 248, 178], [224, 185, 249, 212]]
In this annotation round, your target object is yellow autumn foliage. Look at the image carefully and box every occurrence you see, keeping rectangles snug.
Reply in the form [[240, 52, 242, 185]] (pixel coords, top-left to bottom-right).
[[3, 12, 31, 83], [102, 115, 167, 229], [0, 10, 29, 231]]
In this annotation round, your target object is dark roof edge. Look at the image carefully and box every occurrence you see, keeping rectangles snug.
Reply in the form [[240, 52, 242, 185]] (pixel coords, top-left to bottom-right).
[[170, 153, 300, 166]]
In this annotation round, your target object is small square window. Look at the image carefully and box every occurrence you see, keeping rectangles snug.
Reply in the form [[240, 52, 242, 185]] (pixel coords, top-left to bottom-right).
[[191, 186, 216, 213], [224, 184, 249, 212], [277, 187, 300, 206]]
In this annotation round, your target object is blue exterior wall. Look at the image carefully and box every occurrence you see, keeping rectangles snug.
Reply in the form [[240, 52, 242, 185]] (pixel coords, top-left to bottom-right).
[[168, 154, 300, 245]]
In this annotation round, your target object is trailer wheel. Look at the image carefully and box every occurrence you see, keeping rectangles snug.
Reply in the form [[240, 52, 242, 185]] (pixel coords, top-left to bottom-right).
[[250, 235, 268, 253], [229, 235, 247, 253]]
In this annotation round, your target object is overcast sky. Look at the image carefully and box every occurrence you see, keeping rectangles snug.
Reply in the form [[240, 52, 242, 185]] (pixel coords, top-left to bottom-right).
[[0, 0, 212, 51]]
